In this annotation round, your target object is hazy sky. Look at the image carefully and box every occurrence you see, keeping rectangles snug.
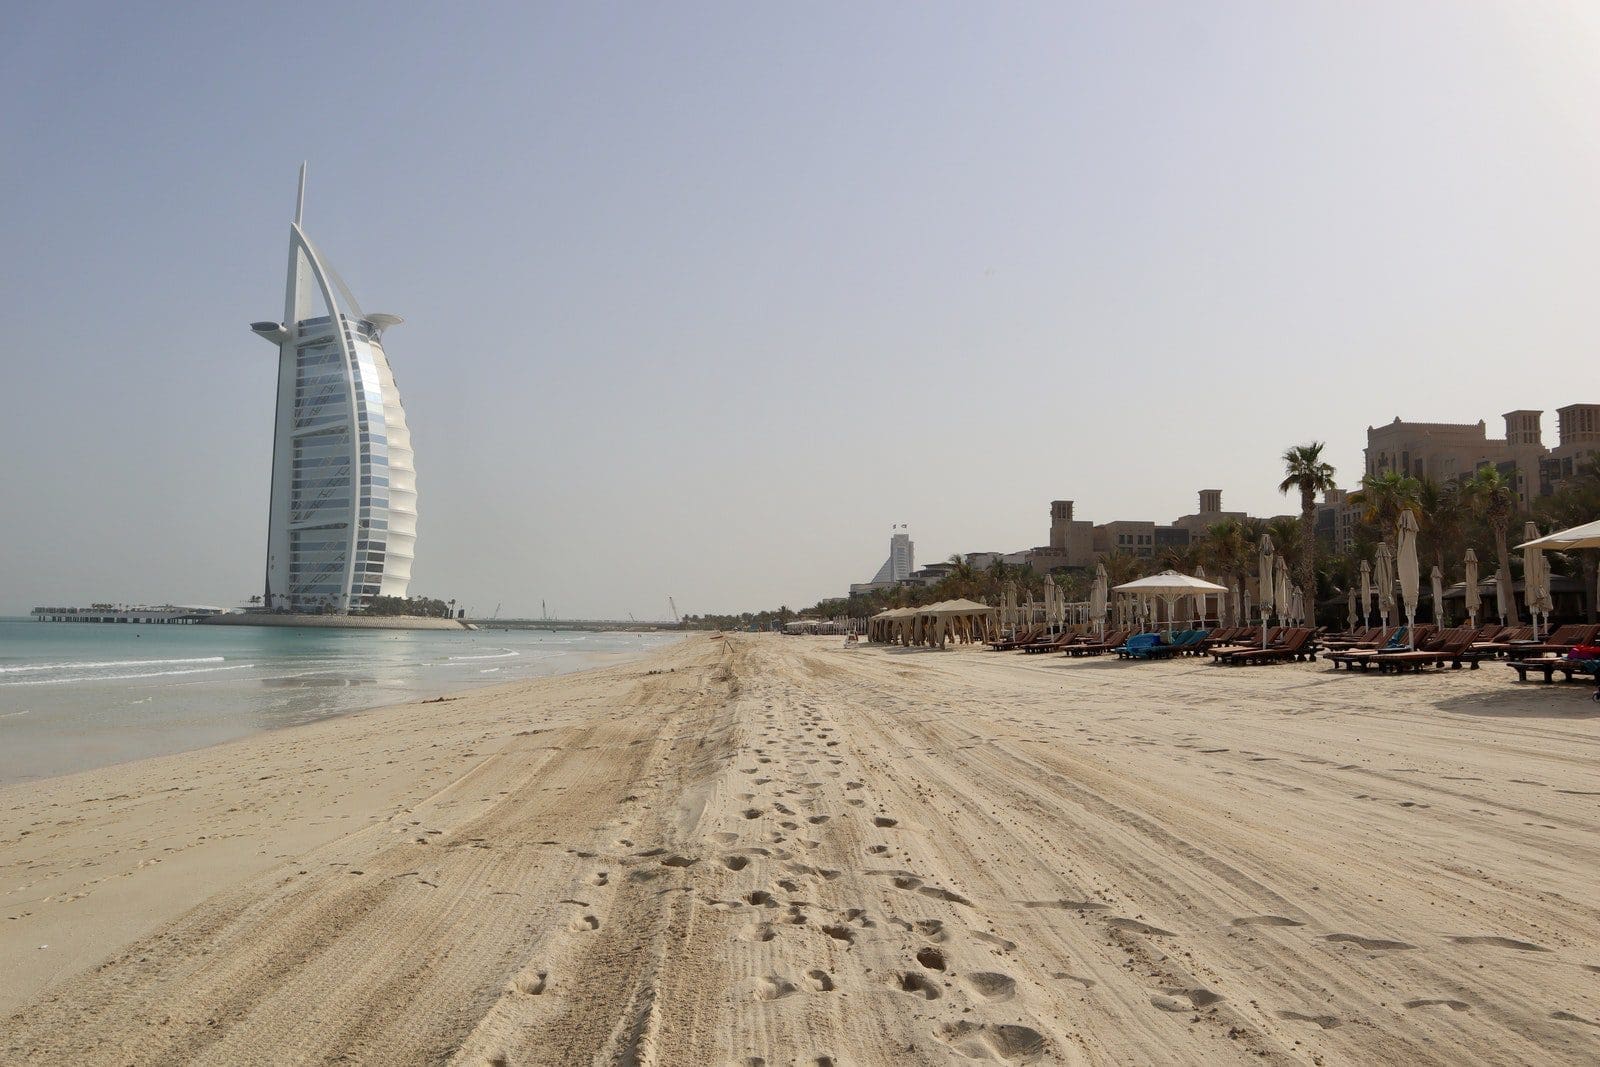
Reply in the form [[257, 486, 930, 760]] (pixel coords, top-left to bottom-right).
[[3, 2, 1598, 619]]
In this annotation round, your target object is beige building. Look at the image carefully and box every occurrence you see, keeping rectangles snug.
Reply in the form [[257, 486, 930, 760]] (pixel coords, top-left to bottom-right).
[[1168, 489, 1248, 537], [1542, 403, 1600, 491], [1364, 412, 1546, 507], [1314, 488, 1363, 552]]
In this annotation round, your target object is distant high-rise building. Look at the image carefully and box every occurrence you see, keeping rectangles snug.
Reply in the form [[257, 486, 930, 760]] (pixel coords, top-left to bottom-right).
[[850, 528, 914, 594], [251, 167, 417, 613]]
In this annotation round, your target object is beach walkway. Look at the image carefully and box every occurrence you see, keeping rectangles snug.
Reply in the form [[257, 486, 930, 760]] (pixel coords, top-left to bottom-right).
[[4, 634, 1599, 1064]]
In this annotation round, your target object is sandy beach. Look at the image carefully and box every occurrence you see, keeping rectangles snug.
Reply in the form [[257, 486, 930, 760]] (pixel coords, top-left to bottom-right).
[[4, 633, 1600, 1064]]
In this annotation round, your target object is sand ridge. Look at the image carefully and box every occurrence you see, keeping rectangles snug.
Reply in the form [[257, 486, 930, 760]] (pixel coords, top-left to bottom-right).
[[3, 633, 1600, 1064]]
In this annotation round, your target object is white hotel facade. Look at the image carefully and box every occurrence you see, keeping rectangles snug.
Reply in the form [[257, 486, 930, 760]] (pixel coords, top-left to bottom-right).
[[251, 167, 417, 613]]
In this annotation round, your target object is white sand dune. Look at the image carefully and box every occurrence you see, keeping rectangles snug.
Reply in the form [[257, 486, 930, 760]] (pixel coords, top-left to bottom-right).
[[4, 634, 1599, 1064]]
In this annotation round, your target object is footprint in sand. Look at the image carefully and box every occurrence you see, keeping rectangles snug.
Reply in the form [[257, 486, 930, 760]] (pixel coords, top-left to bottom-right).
[[1552, 1010, 1600, 1028], [1151, 988, 1223, 1012], [897, 971, 941, 999], [569, 914, 600, 932], [754, 975, 798, 1001], [739, 922, 777, 942], [721, 855, 750, 871], [1107, 917, 1175, 937], [820, 923, 855, 944], [590, 871, 609, 886], [1448, 935, 1548, 952], [967, 972, 1017, 1000], [1405, 999, 1471, 1012], [874, 817, 899, 828], [1323, 933, 1413, 950], [661, 855, 696, 868], [916, 947, 946, 971], [746, 890, 777, 907], [1276, 1010, 1341, 1029], [513, 970, 548, 995], [936, 1022, 1047, 1063], [805, 968, 835, 992], [1230, 915, 1305, 928]]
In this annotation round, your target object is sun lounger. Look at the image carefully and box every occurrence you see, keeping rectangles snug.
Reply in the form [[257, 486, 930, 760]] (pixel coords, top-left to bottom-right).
[[1327, 628, 1410, 670], [1114, 633, 1164, 659], [1062, 629, 1128, 657], [1219, 627, 1314, 665], [1509, 624, 1600, 658], [986, 625, 1043, 651], [1506, 656, 1596, 684], [1207, 628, 1285, 661], [1371, 629, 1487, 672]]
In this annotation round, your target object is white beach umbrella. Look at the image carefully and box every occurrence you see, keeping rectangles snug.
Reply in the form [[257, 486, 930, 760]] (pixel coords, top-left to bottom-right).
[[1113, 571, 1227, 639], [1346, 586, 1358, 630], [1044, 576, 1056, 634], [1243, 589, 1252, 626], [1431, 565, 1445, 627], [1275, 555, 1292, 628], [1523, 520, 1552, 640], [1518, 518, 1600, 550], [1495, 569, 1511, 627], [1359, 560, 1373, 628], [1090, 564, 1108, 637], [1257, 534, 1276, 646], [1375, 542, 1395, 629], [1231, 581, 1242, 628], [1193, 565, 1209, 626], [1464, 549, 1481, 629], [1397, 510, 1421, 648]]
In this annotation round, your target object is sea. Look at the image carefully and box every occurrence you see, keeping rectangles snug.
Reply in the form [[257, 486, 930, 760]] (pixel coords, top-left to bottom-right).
[[0, 618, 682, 785]]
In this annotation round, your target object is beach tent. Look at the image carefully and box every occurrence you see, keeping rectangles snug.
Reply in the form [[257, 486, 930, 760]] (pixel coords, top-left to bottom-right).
[[1376, 543, 1395, 628], [1113, 571, 1228, 639], [916, 598, 997, 648], [1257, 535, 1276, 647], [1464, 549, 1481, 629], [1397, 510, 1420, 648], [1431, 565, 1445, 626]]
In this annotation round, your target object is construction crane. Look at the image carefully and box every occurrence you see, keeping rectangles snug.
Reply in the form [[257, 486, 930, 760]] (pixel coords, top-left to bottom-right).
[[668, 596, 679, 624], [491, 603, 501, 620]]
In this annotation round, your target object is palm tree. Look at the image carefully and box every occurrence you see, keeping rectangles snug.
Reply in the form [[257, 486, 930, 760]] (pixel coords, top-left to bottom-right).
[[1461, 466, 1518, 624], [1199, 519, 1253, 620], [1278, 443, 1337, 624], [1350, 470, 1421, 548], [1416, 478, 1465, 582]]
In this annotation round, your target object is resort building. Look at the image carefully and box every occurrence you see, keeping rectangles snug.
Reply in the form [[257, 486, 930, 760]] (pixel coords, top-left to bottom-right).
[[1363, 413, 1545, 507], [1542, 403, 1600, 491], [251, 167, 417, 613], [1314, 488, 1364, 552]]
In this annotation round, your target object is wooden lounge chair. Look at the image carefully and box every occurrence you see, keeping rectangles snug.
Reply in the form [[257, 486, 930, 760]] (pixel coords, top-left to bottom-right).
[[1372, 628, 1486, 672], [1511, 624, 1600, 658], [1207, 627, 1284, 661], [1062, 629, 1128, 657], [1018, 631, 1080, 654], [1470, 625, 1533, 658], [986, 625, 1043, 651], [1327, 628, 1410, 670], [1220, 627, 1314, 665], [1506, 656, 1594, 684]]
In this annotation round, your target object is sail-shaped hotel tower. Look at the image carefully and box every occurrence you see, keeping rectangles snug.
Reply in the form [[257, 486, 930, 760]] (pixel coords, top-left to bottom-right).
[[251, 167, 417, 613]]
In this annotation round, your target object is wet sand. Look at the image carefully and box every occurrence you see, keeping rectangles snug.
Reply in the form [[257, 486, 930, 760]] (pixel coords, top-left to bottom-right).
[[4, 634, 1599, 1064]]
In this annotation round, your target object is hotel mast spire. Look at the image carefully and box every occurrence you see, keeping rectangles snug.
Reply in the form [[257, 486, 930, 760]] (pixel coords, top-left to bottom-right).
[[294, 162, 306, 227]]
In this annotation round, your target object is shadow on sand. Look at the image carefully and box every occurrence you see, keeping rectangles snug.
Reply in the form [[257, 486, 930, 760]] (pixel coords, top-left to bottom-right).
[[1433, 683, 1600, 720]]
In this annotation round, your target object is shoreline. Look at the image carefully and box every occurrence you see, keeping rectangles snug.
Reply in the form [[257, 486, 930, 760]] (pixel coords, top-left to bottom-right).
[[6, 634, 1599, 1063], [0, 640, 688, 1017]]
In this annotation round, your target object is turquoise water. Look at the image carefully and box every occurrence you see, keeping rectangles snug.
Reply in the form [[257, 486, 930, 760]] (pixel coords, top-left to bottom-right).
[[0, 619, 681, 784]]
